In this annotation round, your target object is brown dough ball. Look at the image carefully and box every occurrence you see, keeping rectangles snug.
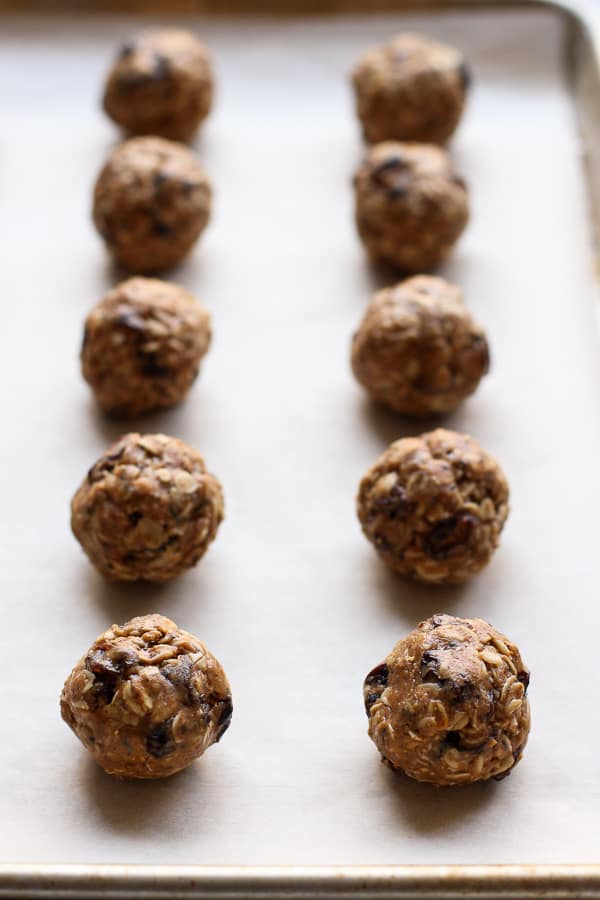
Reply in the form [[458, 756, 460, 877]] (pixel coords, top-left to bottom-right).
[[357, 429, 509, 584], [93, 136, 211, 274], [354, 142, 469, 272], [71, 433, 224, 583], [103, 28, 214, 142], [82, 277, 211, 417], [351, 275, 489, 416], [364, 615, 530, 785], [352, 33, 470, 145], [61, 614, 232, 779]]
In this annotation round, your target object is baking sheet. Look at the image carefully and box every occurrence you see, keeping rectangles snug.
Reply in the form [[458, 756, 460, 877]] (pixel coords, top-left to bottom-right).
[[0, 6, 599, 869]]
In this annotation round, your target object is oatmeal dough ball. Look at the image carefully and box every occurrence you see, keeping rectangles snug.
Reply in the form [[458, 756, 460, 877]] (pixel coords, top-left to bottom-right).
[[364, 615, 530, 785], [61, 614, 232, 779], [93, 136, 211, 273], [71, 433, 224, 583], [357, 429, 508, 583], [352, 33, 470, 145], [354, 142, 469, 272], [103, 28, 214, 142], [82, 277, 211, 417], [351, 275, 489, 416]]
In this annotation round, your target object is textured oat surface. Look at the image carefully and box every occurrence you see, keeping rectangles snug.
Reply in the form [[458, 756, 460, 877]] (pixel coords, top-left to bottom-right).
[[93, 136, 211, 273], [351, 275, 489, 416], [103, 28, 213, 142], [352, 32, 469, 144], [357, 429, 509, 583], [61, 614, 232, 779], [82, 276, 211, 417], [354, 141, 469, 271], [364, 615, 530, 785], [71, 433, 224, 583]]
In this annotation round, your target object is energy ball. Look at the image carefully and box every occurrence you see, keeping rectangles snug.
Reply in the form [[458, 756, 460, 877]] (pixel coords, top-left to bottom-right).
[[352, 33, 470, 145], [354, 141, 469, 272], [103, 28, 214, 142], [71, 433, 224, 583], [364, 615, 530, 785], [61, 614, 232, 779], [93, 136, 211, 273], [357, 429, 508, 584], [351, 275, 489, 416], [82, 277, 212, 417]]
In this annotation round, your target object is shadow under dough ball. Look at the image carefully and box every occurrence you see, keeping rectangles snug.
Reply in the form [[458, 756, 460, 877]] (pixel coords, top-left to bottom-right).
[[82, 277, 211, 417], [103, 28, 214, 142], [364, 614, 530, 785], [354, 141, 469, 272], [71, 433, 224, 583], [61, 614, 232, 779], [351, 275, 489, 416], [93, 136, 211, 274], [352, 32, 470, 145], [357, 429, 509, 584]]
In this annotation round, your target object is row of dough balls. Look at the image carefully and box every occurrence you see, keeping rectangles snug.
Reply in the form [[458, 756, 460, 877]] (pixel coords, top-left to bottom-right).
[[91, 131, 469, 277], [97, 30, 212, 271], [92, 138, 470, 276], [62, 611, 530, 785], [63, 32, 222, 780], [352, 33, 470, 270], [81, 273, 488, 419], [349, 36, 530, 785], [350, 44, 501, 582], [351, 40, 479, 417], [70, 428, 506, 588], [349, 41, 505, 575], [102, 28, 469, 147]]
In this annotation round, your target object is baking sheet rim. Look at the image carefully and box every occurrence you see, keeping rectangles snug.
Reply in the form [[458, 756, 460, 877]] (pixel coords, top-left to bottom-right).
[[1, 863, 600, 897]]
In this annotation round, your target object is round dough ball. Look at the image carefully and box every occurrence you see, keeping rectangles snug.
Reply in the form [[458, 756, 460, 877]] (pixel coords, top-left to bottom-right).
[[354, 141, 469, 272], [71, 433, 224, 583], [357, 429, 509, 584], [82, 277, 211, 417], [93, 136, 211, 273], [351, 275, 489, 416], [364, 615, 530, 785], [103, 28, 214, 142], [61, 614, 232, 779], [352, 33, 470, 145]]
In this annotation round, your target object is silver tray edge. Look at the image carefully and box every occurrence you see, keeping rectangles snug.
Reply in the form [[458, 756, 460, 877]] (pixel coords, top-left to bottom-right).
[[1, 862, 600, 898]]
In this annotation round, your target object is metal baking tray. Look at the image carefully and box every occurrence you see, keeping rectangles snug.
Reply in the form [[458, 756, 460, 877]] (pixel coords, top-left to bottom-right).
[[0, 0, 599, 896]]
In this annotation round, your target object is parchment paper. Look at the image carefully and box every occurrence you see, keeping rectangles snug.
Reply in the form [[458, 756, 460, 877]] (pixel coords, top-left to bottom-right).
[[0, 7, 598, 866]]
